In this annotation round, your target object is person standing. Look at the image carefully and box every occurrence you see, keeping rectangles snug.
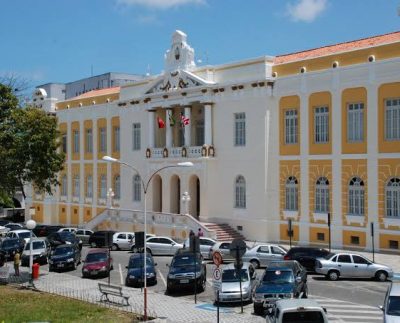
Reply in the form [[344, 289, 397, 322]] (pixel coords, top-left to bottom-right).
[[189, 230, 195, 239], [197, 228, 204, 237], [14, 251, 20, 276]]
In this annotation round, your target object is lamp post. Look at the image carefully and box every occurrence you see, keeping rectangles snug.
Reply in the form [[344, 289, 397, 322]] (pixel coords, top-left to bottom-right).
[[26, 219, 36, 285], [181, 191, 191, 215], [102, 155, 193, 320]]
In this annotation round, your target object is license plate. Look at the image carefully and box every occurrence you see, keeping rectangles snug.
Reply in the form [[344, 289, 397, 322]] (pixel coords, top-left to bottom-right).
[[180, 279, 189, 283], [90, 271, 98, 275], [57, 263, 64, 268]]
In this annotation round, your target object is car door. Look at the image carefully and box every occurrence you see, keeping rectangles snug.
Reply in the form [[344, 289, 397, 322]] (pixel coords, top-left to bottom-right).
[[336, 254, 353, 277], [351, 254, 372, 277], [199, 238, 215, 258], [270, 246, 286, 262], [255, 245, 272, 267], [219, 242, 232, 260], [147, 237, 160, 254], [115, 233, 126, 249]]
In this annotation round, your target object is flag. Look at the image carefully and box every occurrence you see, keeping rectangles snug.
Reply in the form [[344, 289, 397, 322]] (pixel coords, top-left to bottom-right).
[[180, 112, 190, 127], [157, 117, 165, 129], [168, 111, 176, 126]]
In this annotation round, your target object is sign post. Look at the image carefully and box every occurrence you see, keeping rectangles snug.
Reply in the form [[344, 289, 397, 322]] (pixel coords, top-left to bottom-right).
[[230, 239, 247, 314], [327, 213, 331, 252], [212, 254, 222, 323], [371, 222, 375, 262], [288, 219, 293, 248]]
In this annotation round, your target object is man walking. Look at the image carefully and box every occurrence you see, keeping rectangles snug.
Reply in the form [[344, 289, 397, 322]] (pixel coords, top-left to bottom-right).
[[14, 251, 20, 276], [197, 228, 204, 237]]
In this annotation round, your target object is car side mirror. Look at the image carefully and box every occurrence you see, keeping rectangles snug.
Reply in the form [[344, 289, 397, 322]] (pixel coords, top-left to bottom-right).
[[296, 276, 302, 283], [323, 307, 327, 313], [125, 265, 128, 269], [379, 305, 384, 311]]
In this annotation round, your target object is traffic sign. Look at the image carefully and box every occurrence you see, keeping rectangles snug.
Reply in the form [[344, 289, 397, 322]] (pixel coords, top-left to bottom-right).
[[229, 239, 247, 259], [213, 267, 222, 291], [212, 251, 223, 267]]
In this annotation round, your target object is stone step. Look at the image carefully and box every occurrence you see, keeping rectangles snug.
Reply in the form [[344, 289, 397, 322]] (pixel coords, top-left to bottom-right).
[[203, 222, 246, 241]]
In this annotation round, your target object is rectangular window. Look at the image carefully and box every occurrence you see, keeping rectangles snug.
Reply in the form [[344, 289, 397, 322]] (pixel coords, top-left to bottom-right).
[[86, 176, 93, 198], [385, 98, 400, 140], [132, 123, 141, 151], [62, 133, 67, 153], [196, 120, 204, 146], [85, 129, 93, 153], [350, 236, 360, 245], [317, 232, 325, 241], [113, 126, 120, 152], [389, 240, 399, 249], [347, 103, 364, 142], [73, 130, 80, 153], [284, 109, 298, 144], [314, 106, 329, 143], [99, 127, 106, 153], [234, 113, 246, 146]]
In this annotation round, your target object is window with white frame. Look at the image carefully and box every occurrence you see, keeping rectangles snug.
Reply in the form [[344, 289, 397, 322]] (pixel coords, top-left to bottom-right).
[[234, 113, 246, 146], [61, 175, 67, 196], [133, 175, 141, 202], [347, 103, 364, 142], [114, 126, 120, 152], [315, 177, 329, 213], [85, 128, 93, 153], [284, 109, 298, 144], [114, 175, 121, 199], [99, 127, 107, 153], [100, 175, 107, 198], [73, 175, 80, 197], [234, 175, 246, 208], [132, 123, 141, 150], [196, 120, 204, 146], [285, 176, 298, 211], [86, 175, 93, 198], [62, 133, 67, 153], [73, 130, 80, 153], [386, 178, 400, 217], [348, 177, 365, 216], [385, 98, 400, 140], [314, 106, 329, 143]]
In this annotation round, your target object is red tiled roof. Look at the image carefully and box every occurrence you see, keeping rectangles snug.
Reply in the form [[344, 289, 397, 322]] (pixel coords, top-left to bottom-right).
[[274, 31, 400, 64], [71, 86, 120, 99]]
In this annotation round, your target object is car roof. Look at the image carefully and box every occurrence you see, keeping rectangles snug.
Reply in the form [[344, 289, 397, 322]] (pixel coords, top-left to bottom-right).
[[129, 253, 153, 259], [276, 298, 324, 310], [86, 248, 108, 254], [55, 244, 75, 248], [267, 260, 299, 269], [389, 282, 400, 296], [222, 262, 252, 270], [11, 229, 30, 233]]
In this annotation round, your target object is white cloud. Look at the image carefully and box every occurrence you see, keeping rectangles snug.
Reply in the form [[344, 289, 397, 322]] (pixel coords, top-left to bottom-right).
[[116, 0, 205, 10], [135, 14, 160, 24], [286, 0, 328, 23]]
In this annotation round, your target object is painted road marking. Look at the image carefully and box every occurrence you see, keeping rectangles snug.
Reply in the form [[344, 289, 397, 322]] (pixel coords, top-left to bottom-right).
[[196, 303, 234, 313], [158, 268, 166, 287], [118, 263, 123, 285]]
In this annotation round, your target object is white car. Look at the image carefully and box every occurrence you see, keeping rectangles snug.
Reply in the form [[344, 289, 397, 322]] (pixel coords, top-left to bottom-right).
[[381, 282, 400, 322], [6, 229, 36, 243], [183, 236, 216, 259], [145, 236, 183, 256], [112, 232, 135, 250], [58, 227, 78, 233], [242, 244, 287, 269]]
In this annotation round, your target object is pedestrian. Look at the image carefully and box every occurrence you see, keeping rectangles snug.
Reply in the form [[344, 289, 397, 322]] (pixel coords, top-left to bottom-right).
[[14, 251, 20, 276], [197, 228, 204, 237], [189, 229, 195, 239]]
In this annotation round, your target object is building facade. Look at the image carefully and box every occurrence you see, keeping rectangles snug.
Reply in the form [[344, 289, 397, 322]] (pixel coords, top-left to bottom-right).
[[28, 30, 400, 252]]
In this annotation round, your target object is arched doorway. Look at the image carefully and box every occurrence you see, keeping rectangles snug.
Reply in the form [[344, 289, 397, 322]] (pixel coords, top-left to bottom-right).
[[170, 175, 180, 214], [152, 175, 162, 212], [189, 175, 200, 219]]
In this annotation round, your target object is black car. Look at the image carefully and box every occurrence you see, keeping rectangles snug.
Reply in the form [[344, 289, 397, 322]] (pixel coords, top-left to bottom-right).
[[47, 231, 82, 250], [48, 244, 81, 271], [166, 249, 206, 294], [0, 238, 25, 260], [88, 231, 115, 248], [0, 219, 11, 226], [284, 247, 330, 272], [125, 253, 157, 287], [33, 225, 65, 237]]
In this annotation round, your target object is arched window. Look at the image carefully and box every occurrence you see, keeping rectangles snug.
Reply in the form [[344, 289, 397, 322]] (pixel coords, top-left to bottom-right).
[[386, 178, 400, 217], [315, 177, 329, 213], [61, 175, 67, 196], [73, 175, 80, 197], [100, 175, 107, 198], [133, 175, 141, 202], [348, 177, 364, 216], [285, 176, 298, 211], [235, 175, 246, 208], [114, 175, 121, 199], [86, 175, 93, 198]]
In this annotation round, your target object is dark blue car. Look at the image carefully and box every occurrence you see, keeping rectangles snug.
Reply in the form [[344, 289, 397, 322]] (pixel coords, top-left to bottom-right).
[[125, 253, 157, 287], [48, 244, 81, 271], [0, 238, 25, 260]]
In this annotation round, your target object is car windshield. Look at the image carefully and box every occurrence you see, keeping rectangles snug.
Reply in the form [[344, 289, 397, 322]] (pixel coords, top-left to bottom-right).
[[172, 255, 201, 267], [222, 269, 249, 282], [129, 256, 154, 268], [387, 296, 400, 316], [59, 232, 75, 241], [263, 270, 294, 283], [1, 240, 19, 248], [282, 311, 324, 323], [324, 253, 336, 260], [18, 232, 31, 239], [24, 241, 45, 250], [54, 247, 73, 255], [86, 253, 107, 263]]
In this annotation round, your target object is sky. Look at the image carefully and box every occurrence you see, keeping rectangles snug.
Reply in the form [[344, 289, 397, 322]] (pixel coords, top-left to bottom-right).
[[1, 0, 399, 90]]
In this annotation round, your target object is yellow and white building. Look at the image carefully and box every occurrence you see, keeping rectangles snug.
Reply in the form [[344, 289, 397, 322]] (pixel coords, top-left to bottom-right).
[[28, 30, 400, 252]]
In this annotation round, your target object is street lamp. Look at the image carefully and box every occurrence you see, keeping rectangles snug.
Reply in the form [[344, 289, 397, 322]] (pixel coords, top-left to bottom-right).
[[181, 191, 191, 215], [26, 219, 36, 285], [102, 155, 193, 320]]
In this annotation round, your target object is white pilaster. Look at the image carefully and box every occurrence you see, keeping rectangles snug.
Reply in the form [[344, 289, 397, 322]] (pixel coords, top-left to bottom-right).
[[166, 108, 172, 148], [184, 106, 191, 146], [79, 119, 84, 224], [93, 119, 98, 214], [106, 115, 112, 192], [204, 103, 213, 145], [148, 110, 155, 148]]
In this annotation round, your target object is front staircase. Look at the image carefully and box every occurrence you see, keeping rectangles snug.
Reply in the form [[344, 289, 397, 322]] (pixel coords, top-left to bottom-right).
[[203, 222, 246, 241]]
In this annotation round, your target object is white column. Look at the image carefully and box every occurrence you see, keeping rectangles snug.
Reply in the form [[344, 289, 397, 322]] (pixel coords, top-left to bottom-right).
[[184, 105, 191, 147], [79, 119, 85, 223], [106, 116, 112, 192], [166, 108, 172, 148], [148, 110, 155, 148], [93, 121, 98, 214], [204, 103, 213, 145], [67, 120, 72, 225]]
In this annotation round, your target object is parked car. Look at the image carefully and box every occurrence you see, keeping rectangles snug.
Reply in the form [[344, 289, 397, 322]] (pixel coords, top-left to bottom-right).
[[266, 299, 329, 323], [47, 231, 82, 250], [75, 229, 94, 245], [112, 232, 135, 251], [315, 252, 393, 281], [82, 248, 113, 278], [208, 241, 236, 263], [144, 236, 183, 256], [4, 223, 24, 231], [183, 237, 216, 259], [21, 238, 50, 266], [0, 237, 25, 260], [58, 227, 78, 233], [125, 253, 157, 287], [215, 262, 257, 304], [166, 249, 206, 293], [284, 247, 330, 272], [0, 220, 11, 226], [88, 230, 116, 248], [48, 244, 81, 271], [33, 225, 65, 237], [130, 234, 156, 252], [242, 244, 287, 269], [6, 229, 36, 244], [380, 281, 400, 322], [253, 260, 308, 315]]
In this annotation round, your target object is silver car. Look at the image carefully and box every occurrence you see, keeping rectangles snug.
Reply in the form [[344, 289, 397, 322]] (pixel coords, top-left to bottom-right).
[[380, 282, 400, 322], [112, 232, 135, 250], [208, 241, 235, 262], [75, 229, 93, 245], [315, 252, 393, 281], [242, 244, 287, 269], [145, 236, 183, 256], [183, 237, 216, 259]]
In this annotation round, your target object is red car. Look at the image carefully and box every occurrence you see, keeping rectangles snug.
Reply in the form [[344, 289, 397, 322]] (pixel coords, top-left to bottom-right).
[[82, 248, 113, 278]]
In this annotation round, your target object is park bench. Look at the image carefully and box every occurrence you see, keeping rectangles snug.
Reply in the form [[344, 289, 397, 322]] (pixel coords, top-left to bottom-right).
[[98, 282, 130, 306]]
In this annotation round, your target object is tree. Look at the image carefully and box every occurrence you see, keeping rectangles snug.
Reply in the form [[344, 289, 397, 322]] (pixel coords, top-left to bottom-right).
[[0, 84, 65, 203]]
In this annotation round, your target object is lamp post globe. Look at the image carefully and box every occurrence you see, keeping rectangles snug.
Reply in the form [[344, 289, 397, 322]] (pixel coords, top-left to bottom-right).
[[26, 219, 36, 230]]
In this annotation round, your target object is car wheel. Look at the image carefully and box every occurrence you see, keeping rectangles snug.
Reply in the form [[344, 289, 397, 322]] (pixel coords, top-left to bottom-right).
[[166, 287, 173, 294], [90, 242, 96, 248], [111, 244, 119, 251], [250, 259, 260, 269], [72, 261, 77, 270], [198, 278, 206, 292], [146, 248, 152, 255], [301, 284, 308, 298], [375, 270, 388, 282], [327, 270, 339, 281]]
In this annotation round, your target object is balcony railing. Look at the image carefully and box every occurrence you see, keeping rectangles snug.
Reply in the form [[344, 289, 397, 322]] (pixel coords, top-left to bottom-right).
[[146, 145, 215, 159]]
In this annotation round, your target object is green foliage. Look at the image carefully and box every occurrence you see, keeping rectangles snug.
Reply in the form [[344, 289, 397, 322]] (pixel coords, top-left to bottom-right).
[[0, 84, 65, 199]]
